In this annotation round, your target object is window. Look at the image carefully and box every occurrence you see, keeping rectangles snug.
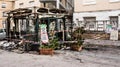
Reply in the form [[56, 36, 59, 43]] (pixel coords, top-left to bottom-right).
[[19, 3, 24, 7], [84, 17, 96, 29], [47, 3, 56, 8], [19, 3, 24, 6], [29, 1, 34, 3], [110, 16, 118, 22], [60, 0, 62, 2], [83, 0, 96, 5], [29, 1, 34, 6], [43, 3, 46, 7], [109, 0, 120, 2], [1, 3, 6, 8], [0, 29, 4, 33], [2, 12, 7, 17], [110, 16, 118, 28], [2, 21, 6, 29], [84, 17, 96, 22]]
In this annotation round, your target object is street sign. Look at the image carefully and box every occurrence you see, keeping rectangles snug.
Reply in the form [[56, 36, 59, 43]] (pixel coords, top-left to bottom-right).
[[39, 24, 49, 44], [106, 24, 112, 33]]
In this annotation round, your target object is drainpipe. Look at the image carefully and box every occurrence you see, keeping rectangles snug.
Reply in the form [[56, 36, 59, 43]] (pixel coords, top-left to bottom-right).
[[56, 0, 60, 9], [118, 14, 120, 31]]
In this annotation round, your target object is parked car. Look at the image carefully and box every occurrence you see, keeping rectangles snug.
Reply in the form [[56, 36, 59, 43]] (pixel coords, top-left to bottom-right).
[[0, 29, 6, 40]]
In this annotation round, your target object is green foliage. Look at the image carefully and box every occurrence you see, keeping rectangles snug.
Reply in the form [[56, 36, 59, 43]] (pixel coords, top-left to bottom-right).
[[40, 38, 59, 50], [73, 27, 85, 46], [74, 27, 85, 35], [77, 37, 84, 47]]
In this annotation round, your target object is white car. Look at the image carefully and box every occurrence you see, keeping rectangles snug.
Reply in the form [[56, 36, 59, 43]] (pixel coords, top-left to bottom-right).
[[0, 29, 6, 40]]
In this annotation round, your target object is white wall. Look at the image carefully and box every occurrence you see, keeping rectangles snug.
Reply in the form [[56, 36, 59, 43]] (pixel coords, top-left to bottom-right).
[[73, 10, 120, 22], [73, 10, 120, 30]]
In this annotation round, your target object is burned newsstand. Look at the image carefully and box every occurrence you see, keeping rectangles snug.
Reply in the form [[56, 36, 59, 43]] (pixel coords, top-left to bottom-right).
[[5, 7, 73, 52]]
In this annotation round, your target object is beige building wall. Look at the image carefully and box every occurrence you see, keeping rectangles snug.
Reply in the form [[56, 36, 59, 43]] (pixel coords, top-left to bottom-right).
[[15, 0, 41, 9], [74, 0, 120, 12], [15, 0, 74, 14], [0, 0, 14, 29]]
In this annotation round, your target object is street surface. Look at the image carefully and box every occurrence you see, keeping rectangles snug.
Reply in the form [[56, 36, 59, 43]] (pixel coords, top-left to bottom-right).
[[0, 48, 120, 67]]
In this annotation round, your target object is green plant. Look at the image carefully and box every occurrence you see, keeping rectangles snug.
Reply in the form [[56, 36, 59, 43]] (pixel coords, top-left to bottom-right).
[[40, 38, 59, 50], [73, 27, 85, 46], [77, 36, 84, 47], [74, 27, 85, 35]]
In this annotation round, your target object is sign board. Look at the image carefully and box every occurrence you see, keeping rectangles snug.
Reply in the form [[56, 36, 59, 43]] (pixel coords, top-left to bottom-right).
[[110, 30, 118, 40], [39, 24, 49, 44], [106, 24, 112, 33]]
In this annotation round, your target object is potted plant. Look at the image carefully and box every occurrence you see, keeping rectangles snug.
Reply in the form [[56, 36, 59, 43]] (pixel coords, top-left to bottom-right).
[[39, 38, 59, 55], [71, 36, 84, 51], [71, 27, 85, 51]]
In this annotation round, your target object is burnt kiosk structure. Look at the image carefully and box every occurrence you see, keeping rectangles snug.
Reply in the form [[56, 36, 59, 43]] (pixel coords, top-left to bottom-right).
[[5, 7, 73, 51]]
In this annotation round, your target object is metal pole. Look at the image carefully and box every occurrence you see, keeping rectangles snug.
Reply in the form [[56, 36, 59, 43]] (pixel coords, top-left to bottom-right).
[[56, 0, 60, 9], [63, 17, 66, 41], [6, 14, 10, 40]]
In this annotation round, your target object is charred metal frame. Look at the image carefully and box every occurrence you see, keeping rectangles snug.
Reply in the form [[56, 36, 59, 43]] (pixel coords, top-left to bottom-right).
[[5, 7, 73, 44]]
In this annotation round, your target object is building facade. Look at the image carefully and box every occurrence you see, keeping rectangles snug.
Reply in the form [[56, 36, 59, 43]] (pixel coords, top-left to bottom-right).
[[40, 0, 74, 11], [15, 0, 74, 14], [73, 0, 120, 31], [14, 0, 74, 32], [0, 0, 14, 29]]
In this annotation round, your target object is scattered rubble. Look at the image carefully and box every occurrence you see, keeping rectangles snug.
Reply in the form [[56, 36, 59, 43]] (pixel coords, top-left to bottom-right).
[[0, 41, 17, 51]]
